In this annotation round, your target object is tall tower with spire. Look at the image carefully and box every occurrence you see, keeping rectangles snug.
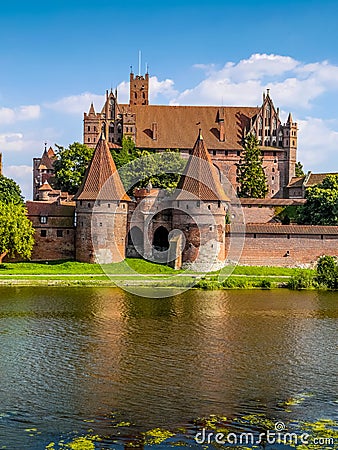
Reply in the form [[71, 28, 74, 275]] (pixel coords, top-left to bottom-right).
[[73, 135, 130, 263]]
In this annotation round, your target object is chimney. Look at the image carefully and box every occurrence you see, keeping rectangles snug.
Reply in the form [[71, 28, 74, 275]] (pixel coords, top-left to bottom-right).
[[218, 108, 225, 142], [152, 122, 158, 140]]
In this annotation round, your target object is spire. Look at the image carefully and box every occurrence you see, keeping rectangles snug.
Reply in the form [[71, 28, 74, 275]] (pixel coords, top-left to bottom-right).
[[88, 102, 95, 115], [175, 131, 229, 201], [287, 112, 293, 124], [73, 137, 130, 202]]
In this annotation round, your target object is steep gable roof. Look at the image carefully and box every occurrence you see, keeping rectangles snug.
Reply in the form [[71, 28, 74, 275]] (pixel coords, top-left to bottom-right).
[[73, 137, 130, 201], [175, 131, 229, 201]]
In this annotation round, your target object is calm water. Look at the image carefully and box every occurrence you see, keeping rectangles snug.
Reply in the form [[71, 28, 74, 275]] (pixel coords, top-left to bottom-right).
[[0, 287, 337, 449]]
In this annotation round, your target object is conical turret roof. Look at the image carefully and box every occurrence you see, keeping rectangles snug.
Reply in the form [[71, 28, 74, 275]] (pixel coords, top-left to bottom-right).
[[88, 102, 96, 115], [175, 131, 229, 201], [73, 137, 130, 201], [287, 112, 293, 123]]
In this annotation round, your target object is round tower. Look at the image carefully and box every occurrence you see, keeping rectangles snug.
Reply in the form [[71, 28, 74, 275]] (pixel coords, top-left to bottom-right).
[[171, 131, 229, 271], [73, 136, 130, 263]]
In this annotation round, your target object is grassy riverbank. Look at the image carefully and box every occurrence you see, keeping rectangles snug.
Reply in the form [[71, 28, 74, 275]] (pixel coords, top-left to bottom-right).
[[0, 259, 316, 289]]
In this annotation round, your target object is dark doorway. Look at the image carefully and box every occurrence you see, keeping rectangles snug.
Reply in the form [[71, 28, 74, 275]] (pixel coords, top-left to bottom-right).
[[152, 226, 169, 252], [127, 226, 144, 258]]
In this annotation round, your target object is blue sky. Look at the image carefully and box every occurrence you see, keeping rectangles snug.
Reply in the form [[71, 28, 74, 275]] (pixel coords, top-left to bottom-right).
[[1, 0, 338, 199]]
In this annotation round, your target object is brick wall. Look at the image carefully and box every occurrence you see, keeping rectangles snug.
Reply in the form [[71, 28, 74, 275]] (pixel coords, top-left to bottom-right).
[[231, 225, 338, 267]]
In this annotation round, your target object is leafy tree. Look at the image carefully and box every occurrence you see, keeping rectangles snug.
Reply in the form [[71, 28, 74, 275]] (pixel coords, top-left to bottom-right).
[[295, 161, 305, 177], [297, 174, 338, 225], [0, 202, 34, 263], [53, 142, 94, 194], [117, 149, 186, 194], [316, 255, 338, 289], [110, 136, 138, 169], [236, 134, 268, 198], [0, 175, 24, 204]]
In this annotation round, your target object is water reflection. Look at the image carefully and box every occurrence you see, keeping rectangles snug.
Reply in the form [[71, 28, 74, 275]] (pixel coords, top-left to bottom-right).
[[0, 287, 337, 449]]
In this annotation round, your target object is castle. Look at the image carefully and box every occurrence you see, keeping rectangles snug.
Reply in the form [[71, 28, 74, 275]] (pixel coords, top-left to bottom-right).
[[27, 70, 338, 268], [82, 71, 297, 199]]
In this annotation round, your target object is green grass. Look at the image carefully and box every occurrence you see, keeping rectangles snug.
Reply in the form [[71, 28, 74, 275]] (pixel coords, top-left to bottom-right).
[[0, 259, 178, 275], [0, 259, 314, 276]]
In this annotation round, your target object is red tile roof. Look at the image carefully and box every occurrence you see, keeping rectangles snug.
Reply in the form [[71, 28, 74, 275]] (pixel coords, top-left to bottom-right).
[[231, 223, 338, 235], [175, 132, 230, 201], [38, 149, 55, 170], [239, 198, 306, 206], [73, 137, 130, 201], [26, 201, 75, 217], [121, 104, 259, 150], [305, 172, 338, 187]]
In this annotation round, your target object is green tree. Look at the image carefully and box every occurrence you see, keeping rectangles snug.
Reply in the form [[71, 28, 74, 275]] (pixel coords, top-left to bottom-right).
[[297, 174, 338, 225], [295, 161, 305, 177], [236, 134, 268, 198], [53, 142, 94, 194], [0, 202, 34, 263], [0, 175, 23, 204], [110, 136, 138, 169], [316, 255, 338, 289], [118, 149, 186, 193]]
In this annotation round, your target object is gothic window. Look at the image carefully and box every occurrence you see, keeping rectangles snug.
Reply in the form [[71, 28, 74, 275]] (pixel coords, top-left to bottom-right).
[[40, 216, 47, 224], [265, 104, 271, 125], [258, 116, 263, 136], [117, 124, 122, 134], [88, 138, 90, 143]]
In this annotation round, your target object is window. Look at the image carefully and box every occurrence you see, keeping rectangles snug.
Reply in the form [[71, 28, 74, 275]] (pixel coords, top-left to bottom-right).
[[57, 230, 63, 238], [196, 201, 200, 207], [40, 230, 47, 237], [108, 203, 111, 208], [40, 216, 47, 224], [213, 150, 216, 156], [88, 203, 91, 208], [88, 126, 90, 131], [88, 138, 90, 143], [273, 151, 276, 157], [237, 151, 240, 156], [272, 167, 275, 172], [80, 200, 82, 206], [272, 176, 275, 181], [209, 226, 213, 231], [224, 150, 228, 156]]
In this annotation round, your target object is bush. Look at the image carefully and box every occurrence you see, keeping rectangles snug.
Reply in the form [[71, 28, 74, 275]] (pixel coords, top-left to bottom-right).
[[259, 279, 272, 289], [287, 270, 315, 290], [315, 255, 338, 289]]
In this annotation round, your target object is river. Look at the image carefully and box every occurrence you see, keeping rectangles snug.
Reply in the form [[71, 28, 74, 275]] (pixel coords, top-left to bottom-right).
[[0, 287, 337, 449]]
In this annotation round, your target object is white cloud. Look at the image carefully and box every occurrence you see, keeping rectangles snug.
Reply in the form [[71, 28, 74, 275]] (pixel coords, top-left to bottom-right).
[[170, 53, 338, 110], [46, 92, 105, 115], [297, 117, 338, 170], [4, 164, 32, 200], [0, 105, 40, 124]]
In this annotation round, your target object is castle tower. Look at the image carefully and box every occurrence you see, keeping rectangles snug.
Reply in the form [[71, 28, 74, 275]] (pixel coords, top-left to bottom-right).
[[129, 71, 149, 106], [33, 145, 56, 200], [83, 102, 100, 148], [283, 112, 298, 187], [73, 135, 130, 263], [172, 130, 230, 270]]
